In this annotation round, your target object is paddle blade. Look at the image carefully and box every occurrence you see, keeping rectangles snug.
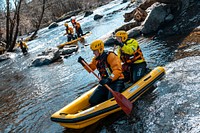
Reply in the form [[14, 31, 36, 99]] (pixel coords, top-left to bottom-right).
[[113, 91, 133, 115]]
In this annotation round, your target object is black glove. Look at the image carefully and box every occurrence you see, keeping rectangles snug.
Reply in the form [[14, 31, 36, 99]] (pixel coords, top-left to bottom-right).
[[99, 78, 112, 86], [77, 56, 85, 66]]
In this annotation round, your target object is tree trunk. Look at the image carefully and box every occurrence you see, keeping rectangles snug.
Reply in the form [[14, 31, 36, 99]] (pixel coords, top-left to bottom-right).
[[5, 0, 22, 52], [30, 0, 46, 40], [6, 0, 10, 49]]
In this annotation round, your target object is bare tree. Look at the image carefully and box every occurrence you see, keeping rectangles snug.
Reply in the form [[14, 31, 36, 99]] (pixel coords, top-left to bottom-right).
[[5, 0, 22, 51], [29, 0, 46, 40]]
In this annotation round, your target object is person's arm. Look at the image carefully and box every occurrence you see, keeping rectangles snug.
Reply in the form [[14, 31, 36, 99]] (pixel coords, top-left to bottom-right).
[[107, 53, 124, 81], [78, 56, 97, 73], [84, 57, 97, 72]]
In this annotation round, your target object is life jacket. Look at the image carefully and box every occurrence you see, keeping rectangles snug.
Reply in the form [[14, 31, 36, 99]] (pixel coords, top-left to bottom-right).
[[66, 27, 73, 35], [72, 22, 81, 31], [120, 39, 145, 64], [96, 51, 113, 79]]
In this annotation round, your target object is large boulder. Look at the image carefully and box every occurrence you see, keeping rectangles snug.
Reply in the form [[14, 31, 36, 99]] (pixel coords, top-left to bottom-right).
[[141, 5, 168, 34], [0, 53, 10, 62], [31, 48, 61, 67]]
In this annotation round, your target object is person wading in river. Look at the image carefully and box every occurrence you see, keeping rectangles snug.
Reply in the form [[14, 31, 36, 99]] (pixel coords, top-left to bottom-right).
[[64, 22, 75, 42], [114, 30, 147, 83], [77, 39, 125, 106], [17, 39, 28, 55], [71, 16, 83, 38]]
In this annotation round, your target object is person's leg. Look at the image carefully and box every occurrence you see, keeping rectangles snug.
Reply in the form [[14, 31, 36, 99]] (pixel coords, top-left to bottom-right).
[[77, 28, 83, 37], [89, 85, 108, 106], [122, 64, 131, 82], [67, 35, 72, 42], [131, 62, 147, 83], [107, 80, 125, 99], [22, 47, 27, 54]]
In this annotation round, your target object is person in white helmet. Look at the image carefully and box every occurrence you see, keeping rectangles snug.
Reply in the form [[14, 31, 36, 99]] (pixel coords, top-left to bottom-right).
[[71, 16, 83, 37]]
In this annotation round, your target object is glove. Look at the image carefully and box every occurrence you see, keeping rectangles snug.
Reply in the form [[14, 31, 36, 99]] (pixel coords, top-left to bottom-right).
[[99, 78, 112, 86], [77, 56, 85, 66]]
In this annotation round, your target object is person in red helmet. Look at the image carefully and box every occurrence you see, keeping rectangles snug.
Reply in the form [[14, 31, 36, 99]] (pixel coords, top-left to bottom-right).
[[70, 16, 83, 38]]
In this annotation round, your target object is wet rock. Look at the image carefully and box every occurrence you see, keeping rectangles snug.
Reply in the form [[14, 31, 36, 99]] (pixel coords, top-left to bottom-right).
[[0, 41, 6, 55], [84, 11, 93, 17], [165, 14, 174, 22], [104, 37, 119, 46], [115, 22, 140, 32], [127, 26, 142, 37], [0, 53, 10, 62], [141, 5, 168, 34], [60, 45, 78, 55], [94, 14, 103, 20], [48, 22, 58, 29], [31, 48, 61, 67]]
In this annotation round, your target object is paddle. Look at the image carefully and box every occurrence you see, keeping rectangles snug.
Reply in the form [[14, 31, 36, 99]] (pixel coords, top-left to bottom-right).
[[81, 60, 133, 115]]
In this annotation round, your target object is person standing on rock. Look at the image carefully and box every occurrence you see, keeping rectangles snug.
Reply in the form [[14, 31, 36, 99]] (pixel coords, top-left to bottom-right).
[[70, 16, 83, 38], [17, 38, 28, 55], [64, 22, 75, 42], [114, 30, 147, 83]]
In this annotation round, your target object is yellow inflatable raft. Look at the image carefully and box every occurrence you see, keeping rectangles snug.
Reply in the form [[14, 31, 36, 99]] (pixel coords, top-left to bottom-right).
[[57, 31, 92, 49], [51, 66, 165, 129]]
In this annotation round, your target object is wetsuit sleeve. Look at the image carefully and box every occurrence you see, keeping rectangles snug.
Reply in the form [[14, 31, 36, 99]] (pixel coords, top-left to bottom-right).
[[121, 39, 138, 55], [107, 53, 124, 81], [84, 57, 97, 73]]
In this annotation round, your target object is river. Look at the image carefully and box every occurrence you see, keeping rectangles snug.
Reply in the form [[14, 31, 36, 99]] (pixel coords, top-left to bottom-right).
[[0, 0, 200, 133]]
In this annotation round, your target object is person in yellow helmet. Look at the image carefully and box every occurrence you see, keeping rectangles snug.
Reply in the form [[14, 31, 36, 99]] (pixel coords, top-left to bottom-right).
[[71, 16, 83, 37], [17, 38, 28, 55], [114, 30, 147, 83], [64, 22, 75, 42], [77, 39, 125, 106]]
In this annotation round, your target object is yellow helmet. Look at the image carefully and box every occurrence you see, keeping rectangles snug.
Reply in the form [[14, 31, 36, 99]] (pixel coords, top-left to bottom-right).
[[115, 30, 128, 42], [90, 40, 104, 54], [64, 23, 68, 27]]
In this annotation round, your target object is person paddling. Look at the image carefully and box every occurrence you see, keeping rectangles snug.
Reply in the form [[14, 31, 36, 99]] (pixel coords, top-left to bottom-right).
[[114, 30, 147, 83], [77, 39, 125, 106]]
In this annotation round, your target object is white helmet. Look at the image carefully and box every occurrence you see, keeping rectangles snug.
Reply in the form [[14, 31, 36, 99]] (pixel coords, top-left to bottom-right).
[[71, 16, 76, 20]]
